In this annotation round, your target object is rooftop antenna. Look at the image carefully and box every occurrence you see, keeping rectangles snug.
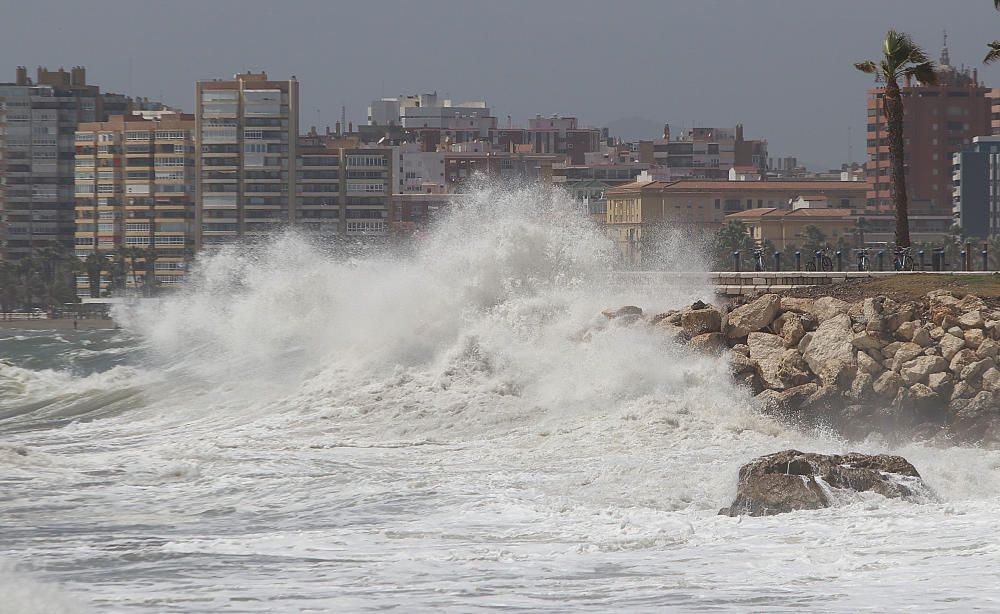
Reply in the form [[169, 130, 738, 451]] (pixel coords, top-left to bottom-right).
[[848, 125, 853, 165], [341, 105, 346, 135]]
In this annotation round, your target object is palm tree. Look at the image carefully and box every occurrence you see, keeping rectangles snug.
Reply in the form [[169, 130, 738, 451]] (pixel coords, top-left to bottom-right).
[[0, 261, 18, 318], [83, 252, 106, 299], [142, 247, 158, 297], [987, 1, 1000, 64], [855, 30, 938, 248]]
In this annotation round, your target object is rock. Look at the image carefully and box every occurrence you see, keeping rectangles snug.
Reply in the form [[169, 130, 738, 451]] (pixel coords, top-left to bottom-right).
[[781, 297, 815, 314], [873, 371, 903, 399], [907, 383, 941, 412], [958, 294, 987, 313], [927, 371, 954, 394], [911, 327, 932, 347], [950, 391, 1000, 442], [726, 294, 782, 338], [720, 450, 927, 517], [802, 313, 856, 387], [749, 333, 810, 390], [900, 356, 948, 386], [964, 328, 985, 349], [929, 326, 946, 341], [847, 371, 875, 402], [882, 341, 905, 358], [885, 304, 915, 332], [950, 349, 979, 376], [960, 358, 996, 383], [649, 311, 675, 325], [857, 351, 884, 375], [958, 310, 985, 330], [939, 334, 966, 361], [656, 322, 688, 344], [948, 326, 964, 337], [603, 305, 642, 319], [681, 306, 722, 337], [804, 384, 843, 412], [890, 342, 925, 372], [756, 383, 819, 413], [735, 370, 766, 396], [812, 296, 851, 323], [731, 344, 750, 357], [981, 367, 1000, 393], [851, 331, 884, 351], [928, 290, 962, 326], [781, 317, 806, 348], [895, 320, 919, 341], [951, 381, 976, 401], [977, 339, 999, 360], [688, 332, 728, 354]]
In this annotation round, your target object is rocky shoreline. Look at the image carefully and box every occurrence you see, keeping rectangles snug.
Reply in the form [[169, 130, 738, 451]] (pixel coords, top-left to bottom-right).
[[603, 288, 1000, 446]]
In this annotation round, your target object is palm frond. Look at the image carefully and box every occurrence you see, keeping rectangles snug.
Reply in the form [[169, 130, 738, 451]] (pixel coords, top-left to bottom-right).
[[995, 0, 1000, 11], [854, 60, 877, 74], [986, 41, 1000, 65], [907, 61, 938, 86]]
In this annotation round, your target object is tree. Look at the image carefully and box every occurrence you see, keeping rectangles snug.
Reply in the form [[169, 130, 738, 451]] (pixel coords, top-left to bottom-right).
[[83, 252, 107, 299], [713, 220, 756, 268], [142, 248, 158, 297], [987, 1, 1000, 64], [802, 225, 828, 255], [0, 261, 18, 318], [856, 30, 938, 248]]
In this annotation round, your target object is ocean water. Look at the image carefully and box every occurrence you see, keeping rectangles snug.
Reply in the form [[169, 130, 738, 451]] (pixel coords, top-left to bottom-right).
[[2, 186, 1000, 613]]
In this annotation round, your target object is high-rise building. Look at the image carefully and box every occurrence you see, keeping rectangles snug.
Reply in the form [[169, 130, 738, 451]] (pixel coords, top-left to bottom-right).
[[195, 72, 298, 247], [864, 41, 990, 216], [295, 130, 393, 237], [952, 135, 1000, 238], [0, 66, 123, 261], [73, 113, 196, 295]]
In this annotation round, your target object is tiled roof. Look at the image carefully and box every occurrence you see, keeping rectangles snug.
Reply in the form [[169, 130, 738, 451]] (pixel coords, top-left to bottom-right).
[[725, 207, 855, 220]]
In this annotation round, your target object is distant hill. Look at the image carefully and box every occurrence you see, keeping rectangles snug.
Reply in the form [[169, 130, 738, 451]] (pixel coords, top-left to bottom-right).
[[603, 117, 664, 142]]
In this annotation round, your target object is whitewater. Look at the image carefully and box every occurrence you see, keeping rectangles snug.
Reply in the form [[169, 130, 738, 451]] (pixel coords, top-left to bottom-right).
[[2, 185, 1000, 613]]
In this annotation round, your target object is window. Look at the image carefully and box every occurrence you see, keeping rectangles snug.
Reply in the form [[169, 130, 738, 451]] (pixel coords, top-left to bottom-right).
[[125, 222, 150, 232], [125, 236, 150, 246], [126, 131, 150, 141], [97, 184, 117, 194], [157, 157, 187, 167], [346, 155, 386, 167], [98, 223, 116, 233], [244, 129, 263, 140], [346, 182, 385, 193], [76, 132, 94, 142], [245, 142, 267, 153], [155, 130, 188, 139], [155, 236, 186, 245], [127, 170, 151, 180], [155, 170, 186, 180]]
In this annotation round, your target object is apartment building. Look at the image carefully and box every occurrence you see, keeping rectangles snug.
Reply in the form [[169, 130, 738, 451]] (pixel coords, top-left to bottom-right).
[[952, 135, 1000, 238], [637, 124, 768, 180], [865, 41, 990, 215], [367, 92, 491, 128], [295, 131, 393, 237], [0, 66, 124, 260], [195, 72, 298, 247], [73, 113, 196, 295]]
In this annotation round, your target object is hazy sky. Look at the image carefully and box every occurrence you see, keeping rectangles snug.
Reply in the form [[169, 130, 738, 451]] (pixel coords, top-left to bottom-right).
[[3, 0, 1000, 168]]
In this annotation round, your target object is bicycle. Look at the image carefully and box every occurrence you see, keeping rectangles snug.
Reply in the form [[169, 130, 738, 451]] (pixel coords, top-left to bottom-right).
[[751, 248, 767, 272], [805, 250, 833, 272], [856, 248, 871, 272], [893, 246, 914, 271]]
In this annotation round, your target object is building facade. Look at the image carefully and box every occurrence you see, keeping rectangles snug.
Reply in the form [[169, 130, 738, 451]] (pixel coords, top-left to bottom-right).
[[725, 208, 858, 250], [952, 135, 1000, 238], [73, 113, 196, 295], [637, 124, 768, 179], [865, 44, 990, 216], [195, 72, 299, 247], [0, 66, 122, 261]]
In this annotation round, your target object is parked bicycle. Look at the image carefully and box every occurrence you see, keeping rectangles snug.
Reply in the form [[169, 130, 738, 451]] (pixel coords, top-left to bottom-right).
[[805, 249, 833, 272], [893, 246, 915, 271], [751, 248, 767, 272], [856, 248, 871, 272]]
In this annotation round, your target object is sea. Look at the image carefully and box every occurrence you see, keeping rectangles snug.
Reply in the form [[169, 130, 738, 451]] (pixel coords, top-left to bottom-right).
[[2, 186, 1000, 613]]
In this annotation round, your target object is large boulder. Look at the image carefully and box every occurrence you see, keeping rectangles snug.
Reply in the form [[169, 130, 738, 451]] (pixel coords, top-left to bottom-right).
[[812, 296, 851, 323], [899, 355, 948, 386], [749, 332, 811, 390], [688, 332, 727, 354], [681, 305, 722, 337], [720, 450, 930, 517], [726, 294, 781, 338], [801, 313, 856, 387]]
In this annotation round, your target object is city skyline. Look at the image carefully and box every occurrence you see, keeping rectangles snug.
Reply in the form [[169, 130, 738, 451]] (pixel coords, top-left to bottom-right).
[[3, 0, 1000, 169]]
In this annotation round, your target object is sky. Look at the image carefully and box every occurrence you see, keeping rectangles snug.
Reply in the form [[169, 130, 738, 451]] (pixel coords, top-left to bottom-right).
[[2, 0, 1000, 169]]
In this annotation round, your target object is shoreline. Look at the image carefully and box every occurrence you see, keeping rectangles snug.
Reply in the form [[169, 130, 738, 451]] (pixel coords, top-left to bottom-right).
[[0, 318, 120, 331]]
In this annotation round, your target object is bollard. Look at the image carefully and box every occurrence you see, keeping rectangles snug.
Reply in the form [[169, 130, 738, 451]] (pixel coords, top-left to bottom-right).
[[814, 250, 822, 270], [774, 251, 782, 272], [835, 250, 843, 271], [877, 251, 885, 271], [918, 250, 925, 271], [795, 251, 801, 271], [983, 249, 989, 272], [966, 242, 972, 271], [733, 251, 741, 272], [960, 250, 967, 272], [937, 248, 946, 271]]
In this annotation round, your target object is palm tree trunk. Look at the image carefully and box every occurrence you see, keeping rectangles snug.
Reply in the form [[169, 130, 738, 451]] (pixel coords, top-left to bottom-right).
[[884, 78, 911, 248]]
